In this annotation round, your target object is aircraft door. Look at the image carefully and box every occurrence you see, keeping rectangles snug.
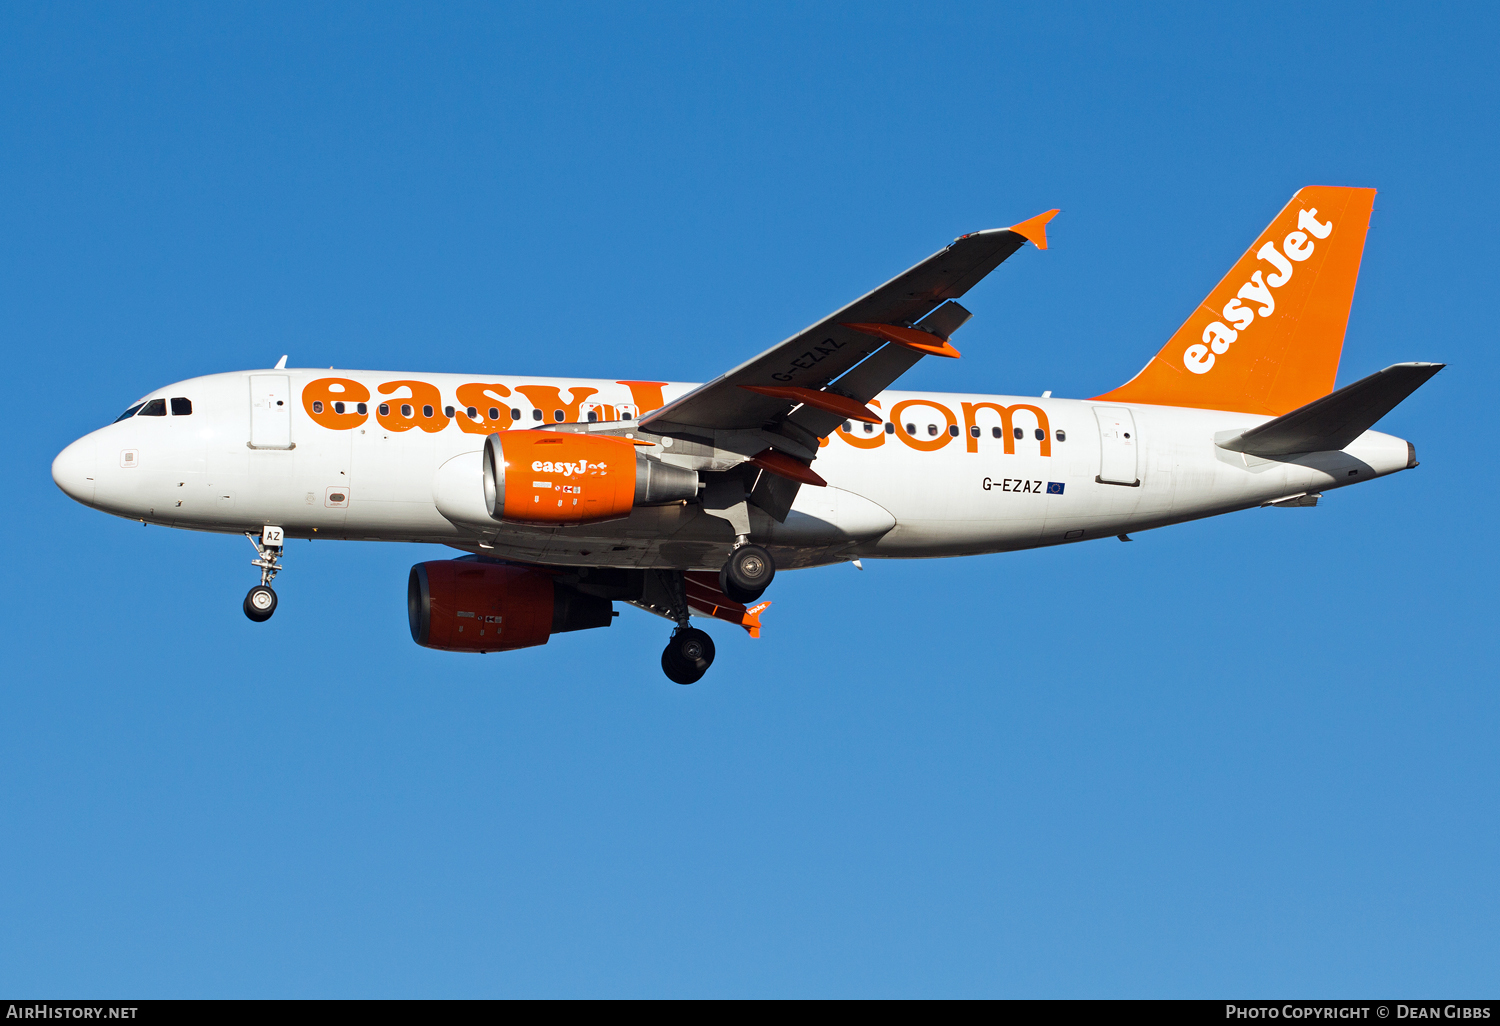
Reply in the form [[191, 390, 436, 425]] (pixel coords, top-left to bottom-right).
[[250, 374, 293, 449], [1093, 406, 1139, 486]]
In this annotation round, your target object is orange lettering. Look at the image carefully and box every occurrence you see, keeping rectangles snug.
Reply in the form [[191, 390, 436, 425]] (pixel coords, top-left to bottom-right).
[[302, 377, 370, 430], [961, 402, 1050, 456], [377, 380, 450, 433], [617, 380, 668, 414], [835, 398, 885, 449], [514, 385, 600, 424], [454, 382, 513, 435], [889, 399, 956, 452]]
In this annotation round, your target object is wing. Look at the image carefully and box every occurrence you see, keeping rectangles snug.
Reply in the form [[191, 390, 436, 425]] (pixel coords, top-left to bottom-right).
[[640, 210, 1058, 439]]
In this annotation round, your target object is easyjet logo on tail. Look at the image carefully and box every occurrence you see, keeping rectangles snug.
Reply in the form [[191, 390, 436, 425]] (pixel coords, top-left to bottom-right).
[[1183, 208, 1333, 375]]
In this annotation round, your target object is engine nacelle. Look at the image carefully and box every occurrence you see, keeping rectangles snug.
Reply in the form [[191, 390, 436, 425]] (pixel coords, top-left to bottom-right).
[[408, 559, 613, 653], [482, 430, 698, 525]]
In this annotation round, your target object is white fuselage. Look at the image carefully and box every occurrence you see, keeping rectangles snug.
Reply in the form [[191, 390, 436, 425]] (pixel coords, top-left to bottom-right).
[[51, 368, 1413, 570]]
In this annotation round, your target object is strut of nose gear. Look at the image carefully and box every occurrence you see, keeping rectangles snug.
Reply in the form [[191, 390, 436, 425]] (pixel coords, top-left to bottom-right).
[[243, 527, 284, 622]]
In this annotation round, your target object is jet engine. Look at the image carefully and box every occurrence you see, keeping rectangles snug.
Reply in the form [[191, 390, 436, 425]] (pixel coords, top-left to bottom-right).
[[408, 559, 614, 653], [482, 431, 698, 526]]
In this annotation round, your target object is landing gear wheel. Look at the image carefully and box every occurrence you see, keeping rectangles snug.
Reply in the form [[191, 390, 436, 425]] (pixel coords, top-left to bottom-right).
[[719, 543, 775, 604], [661, 626, 715, 685], [244, 585, 278, 622]]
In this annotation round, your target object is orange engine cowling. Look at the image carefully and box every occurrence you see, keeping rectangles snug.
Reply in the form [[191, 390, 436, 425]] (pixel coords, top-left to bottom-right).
[[408, 559, 614, 653], [482, 430, 698, 525]]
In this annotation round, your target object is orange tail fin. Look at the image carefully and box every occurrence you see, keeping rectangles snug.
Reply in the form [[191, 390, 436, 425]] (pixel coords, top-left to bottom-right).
[[1094, 186, 1376, 416]]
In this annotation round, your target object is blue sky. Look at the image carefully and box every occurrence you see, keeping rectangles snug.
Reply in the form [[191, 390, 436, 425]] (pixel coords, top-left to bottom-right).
[[2, 2, 1496, 997]]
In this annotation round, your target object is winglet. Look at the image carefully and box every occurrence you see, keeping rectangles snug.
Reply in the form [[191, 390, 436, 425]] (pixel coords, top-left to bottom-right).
[[1006, 209, 1060, 250], [742, 601, 770, 639], [682, 572, 772, 638]]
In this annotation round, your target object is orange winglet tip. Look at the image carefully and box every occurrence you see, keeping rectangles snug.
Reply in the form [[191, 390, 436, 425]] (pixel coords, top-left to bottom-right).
[[842, 322, 961, 359], [1006, 208, 1060, 250], [748, 448, 827, 487], [742, 600, 771, 639], [681, 572, 771, 638], [740, 384, 882, 424]]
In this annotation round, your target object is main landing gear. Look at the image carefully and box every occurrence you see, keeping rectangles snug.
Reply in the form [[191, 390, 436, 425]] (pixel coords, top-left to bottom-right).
[[650, 568, 718, 685], [243, 526, 285, 623], [652, 541, 775, 684], [662, 626, 716, 686], [719, 541, 775, 604]]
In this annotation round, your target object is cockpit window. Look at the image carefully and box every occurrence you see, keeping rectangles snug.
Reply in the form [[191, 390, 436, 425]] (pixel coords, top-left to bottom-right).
[[114, 403, 146, 423], [171, 397, 192, 416], [139, 399, 167, 417]]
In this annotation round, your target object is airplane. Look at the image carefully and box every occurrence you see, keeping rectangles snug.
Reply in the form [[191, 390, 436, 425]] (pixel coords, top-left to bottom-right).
[[51, 185, 1441, 684]]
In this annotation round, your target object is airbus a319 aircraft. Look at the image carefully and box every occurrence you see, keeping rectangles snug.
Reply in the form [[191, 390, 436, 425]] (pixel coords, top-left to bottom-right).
[[52, 186, 1440, 683]]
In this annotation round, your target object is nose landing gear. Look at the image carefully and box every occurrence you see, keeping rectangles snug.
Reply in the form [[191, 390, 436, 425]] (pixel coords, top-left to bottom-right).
[[244, 585, 278, 622], [244, 526, 284, 622]]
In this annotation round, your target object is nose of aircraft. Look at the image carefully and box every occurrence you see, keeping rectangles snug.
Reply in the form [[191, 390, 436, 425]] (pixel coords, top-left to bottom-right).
[[52, 435, 98, 505]]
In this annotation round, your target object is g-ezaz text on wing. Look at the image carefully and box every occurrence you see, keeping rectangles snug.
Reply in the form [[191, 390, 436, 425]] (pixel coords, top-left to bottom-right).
[[52, 187, 1440, 683]]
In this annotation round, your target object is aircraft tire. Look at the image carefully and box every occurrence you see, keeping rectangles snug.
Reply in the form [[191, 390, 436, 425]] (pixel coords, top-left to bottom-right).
[[661, 626, 714, 685], [244, 585, 278, 622], [720, 544, 774, 604]]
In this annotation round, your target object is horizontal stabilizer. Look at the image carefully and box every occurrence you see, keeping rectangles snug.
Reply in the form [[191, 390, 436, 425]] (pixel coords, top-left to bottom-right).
[[1218, 362, 1443, 457]]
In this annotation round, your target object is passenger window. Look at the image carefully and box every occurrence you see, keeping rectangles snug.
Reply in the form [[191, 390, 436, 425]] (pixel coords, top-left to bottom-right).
[[587, 410, 598, 422], [1035, 428, 1045, 441], [422, 404, 434, 418], [863, 423, 874, 434], [553, 410, 564, 422], [312, 400, 325, 414], [443, 405, 455, 418], [842, 420, 852, 432], [401, 404, 413, 418], [334, 401, 345, 414], [356, 403, 367, 415], [1013, 427, 1023, 440], [170, 397, 192, 416], [469, 407, 480, 419], [970, 425, 980, 437], [991, 427, 1002, 438], [905, 423, 915, 434], [1055, 429, 1066, 442], [114, 403, 145, 423], [532, 409, 542, 421], [884, 423, 894, 434], [378, 403, 390, 416], [510, 408, 521, 421], [948, 425, 959, 437], [140, 399, 167, 417]]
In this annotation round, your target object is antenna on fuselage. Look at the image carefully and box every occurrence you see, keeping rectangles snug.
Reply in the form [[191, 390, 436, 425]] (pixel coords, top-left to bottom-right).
[[274, 355, 288, 369]]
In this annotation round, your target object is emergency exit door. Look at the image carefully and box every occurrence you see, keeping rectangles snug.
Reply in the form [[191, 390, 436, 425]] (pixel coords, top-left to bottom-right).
[[1093, 406, 1139, 486], [249, 374, 293, 449]]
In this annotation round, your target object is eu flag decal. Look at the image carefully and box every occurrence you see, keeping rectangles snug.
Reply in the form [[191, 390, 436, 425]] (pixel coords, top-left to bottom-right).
[[1046, 482, 1065, 495]]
